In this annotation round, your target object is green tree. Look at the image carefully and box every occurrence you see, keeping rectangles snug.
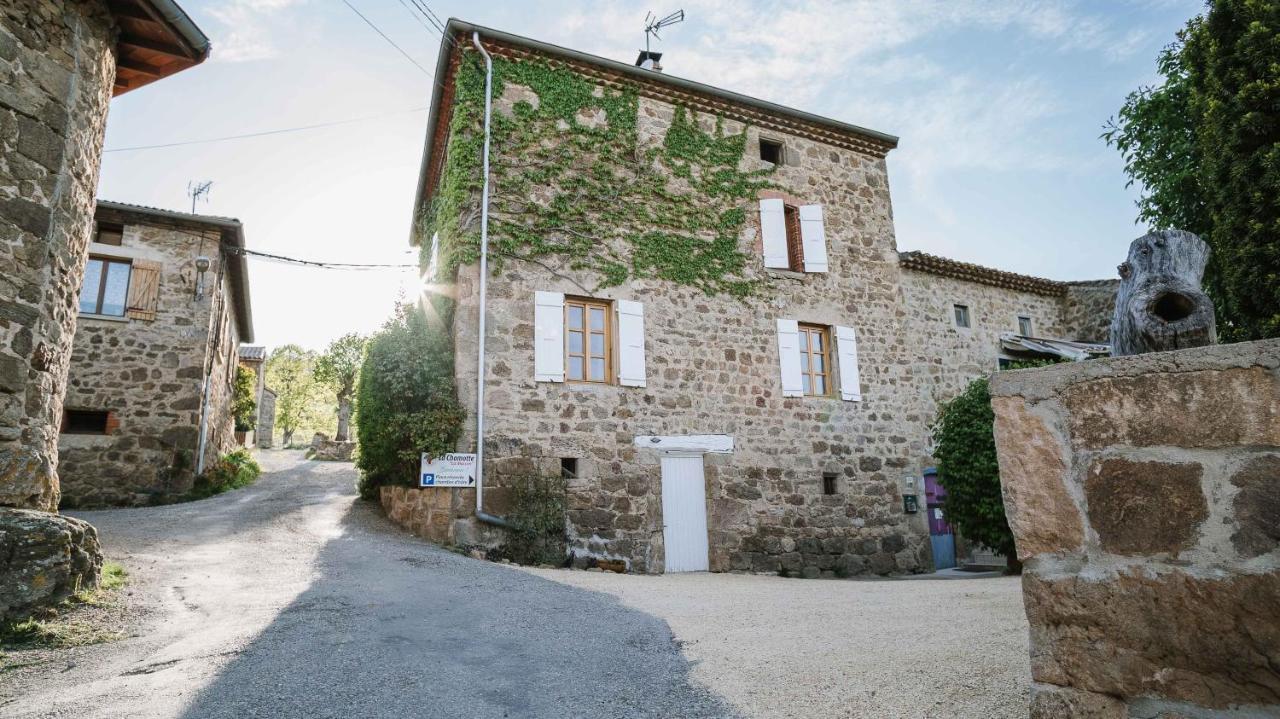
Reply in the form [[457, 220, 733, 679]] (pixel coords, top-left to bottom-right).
[[265, 344, 327, 446], [931, 377, 1018, 573], [231, 365, 257, 432], [354, 298, 464, 500], [1104, 1, 1280, 341], [314, 333, 368, 442]]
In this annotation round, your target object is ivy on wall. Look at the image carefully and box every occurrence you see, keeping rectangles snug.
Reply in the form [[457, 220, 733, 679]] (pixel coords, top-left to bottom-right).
[[420, 51, 777, 297]]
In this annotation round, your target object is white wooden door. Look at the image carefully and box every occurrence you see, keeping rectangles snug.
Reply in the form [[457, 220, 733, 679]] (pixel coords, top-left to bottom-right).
[[660, 454, 709, 572]]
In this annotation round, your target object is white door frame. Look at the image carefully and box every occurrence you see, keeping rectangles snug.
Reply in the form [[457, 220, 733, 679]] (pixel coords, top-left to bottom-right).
[[659, 451, 710, 573]]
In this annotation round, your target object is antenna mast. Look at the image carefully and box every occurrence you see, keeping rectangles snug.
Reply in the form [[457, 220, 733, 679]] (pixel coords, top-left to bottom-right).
[[643, 9, 684, 54], [187, 180, 213, 214]]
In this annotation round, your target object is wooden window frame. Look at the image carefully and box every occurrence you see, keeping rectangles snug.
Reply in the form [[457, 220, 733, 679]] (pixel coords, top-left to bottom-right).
[[797, 323, 833, 397], [564, 297, 613, 384], [81, 256, 132, 317], [759, 138, 784, 164], [94, 222, 124, 246], [784, 203, 804, 272], [953, 304, 971, 329], [1018, 315, 1033, 336]]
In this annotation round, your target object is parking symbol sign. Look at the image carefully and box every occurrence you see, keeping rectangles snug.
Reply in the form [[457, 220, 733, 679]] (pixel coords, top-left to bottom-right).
[[421, 473, 436, 487]]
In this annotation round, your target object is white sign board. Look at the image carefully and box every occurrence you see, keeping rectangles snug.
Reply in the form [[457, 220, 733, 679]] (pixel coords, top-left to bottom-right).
[[419, 453, 477, 488]]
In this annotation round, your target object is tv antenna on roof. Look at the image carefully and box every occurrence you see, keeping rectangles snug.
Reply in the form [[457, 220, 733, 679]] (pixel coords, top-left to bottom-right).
[[644, 9, 684, 55], [188, 180, 213, 214]]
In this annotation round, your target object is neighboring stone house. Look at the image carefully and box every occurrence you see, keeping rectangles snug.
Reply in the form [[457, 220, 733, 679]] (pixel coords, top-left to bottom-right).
[[1, 1, 209, 619], [58, 201, 253, 507], [402, 20, 1115, 575], [237, 344, 268, 446]]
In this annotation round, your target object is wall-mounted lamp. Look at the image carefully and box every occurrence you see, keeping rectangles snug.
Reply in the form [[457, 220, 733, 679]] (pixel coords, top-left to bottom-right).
[[195, 255, 211, 300]]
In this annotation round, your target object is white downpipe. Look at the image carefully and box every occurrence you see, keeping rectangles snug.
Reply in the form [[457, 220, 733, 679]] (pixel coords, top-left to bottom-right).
[[472, 31, 505, 526]]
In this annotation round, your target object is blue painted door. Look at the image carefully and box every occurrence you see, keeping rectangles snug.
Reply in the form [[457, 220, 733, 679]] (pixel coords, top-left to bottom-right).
[[924, 471, 957, 570]]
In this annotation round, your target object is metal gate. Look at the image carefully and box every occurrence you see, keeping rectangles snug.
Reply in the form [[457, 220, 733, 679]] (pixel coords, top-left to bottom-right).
[[660, 454, 709, 572]]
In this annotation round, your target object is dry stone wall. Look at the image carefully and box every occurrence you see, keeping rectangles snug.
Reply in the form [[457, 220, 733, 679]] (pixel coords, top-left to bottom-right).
[[990, 339, 1280, 718], [59, 219, 239, 507], [0, 0, 116, 511]]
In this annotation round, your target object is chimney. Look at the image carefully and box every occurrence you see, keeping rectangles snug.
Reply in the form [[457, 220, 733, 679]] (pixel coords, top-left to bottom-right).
[[635, 50, 663, 72]]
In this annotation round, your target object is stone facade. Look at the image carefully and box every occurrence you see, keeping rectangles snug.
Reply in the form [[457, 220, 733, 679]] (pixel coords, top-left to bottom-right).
[[257, 387, 276, 449], [415, 29, 1117, 575], [57, 203, 253, 507], [990, 339, 1280, 717], [0, 0, 117, 512]]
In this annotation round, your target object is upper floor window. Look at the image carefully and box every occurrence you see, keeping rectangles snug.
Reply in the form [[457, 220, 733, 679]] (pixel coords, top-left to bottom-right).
[[1018, 315, 1033, 336], [953, 304, 971, 328], [798, 323, 832, 397], [759, 138, 784, 164], [759, 199, 828, 273], [565, 297, 612, 383], [79, 257, 131, 316], [94, 222, 124, 246]]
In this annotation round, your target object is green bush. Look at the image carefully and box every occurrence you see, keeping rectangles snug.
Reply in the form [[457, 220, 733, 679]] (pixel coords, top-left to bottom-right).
[[354, 298, 465, 500], [189, 449, 261, 499], [232, 365, 257, 432], [489, 475, 567, 566]]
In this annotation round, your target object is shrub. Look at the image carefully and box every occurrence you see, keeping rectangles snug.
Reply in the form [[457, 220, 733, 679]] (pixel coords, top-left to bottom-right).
[[489, 475, 567, 566], [354, 298, 465, 500], [189, 449, 261, 499], [232, 365, 257, 432]]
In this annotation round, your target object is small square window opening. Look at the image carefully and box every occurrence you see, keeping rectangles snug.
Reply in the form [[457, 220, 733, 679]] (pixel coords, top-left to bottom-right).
[[759, 138, 783, 164], [953, 304, 971, 328], [62, 409, 111, 435], [822, 472, 838, 495], [95, 222, 124, 246], [1018, 315, 1033, 336], [560, 457, 578, 479]]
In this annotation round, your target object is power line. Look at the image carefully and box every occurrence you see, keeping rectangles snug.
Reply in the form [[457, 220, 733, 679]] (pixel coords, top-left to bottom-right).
[[103, 106, 428, 153], [227, 246, 418, 270], [395, 0, 439, 34], [342, 0, 432, 76], [410, 0, 447, 35]]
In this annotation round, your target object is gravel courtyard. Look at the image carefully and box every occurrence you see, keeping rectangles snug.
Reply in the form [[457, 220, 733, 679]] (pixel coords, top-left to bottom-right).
[[2, 451, 1030, 718], [527, 568, 1031, 718]]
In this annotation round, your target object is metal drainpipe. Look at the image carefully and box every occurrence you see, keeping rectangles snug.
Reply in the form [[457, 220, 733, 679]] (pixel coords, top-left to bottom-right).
[[471, 31, 508, 529]]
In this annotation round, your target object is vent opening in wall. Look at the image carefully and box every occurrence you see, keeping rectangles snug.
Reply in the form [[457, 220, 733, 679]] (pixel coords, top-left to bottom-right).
[[560, 457, 578, 479], [1018, 315, 1033, 335], [759, 138, 784, 164], [62, 409, 112, 435], [95, 222, 123, 246], [954, 304, 971, 328], [823, 472, 838, 495]]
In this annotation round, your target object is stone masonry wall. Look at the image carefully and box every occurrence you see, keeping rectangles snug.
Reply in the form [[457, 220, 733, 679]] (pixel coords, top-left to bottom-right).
[[59, 218, 238, 507], [1061, 280, 1118, 344], [0, 0, 116, 511], [452, 87, 933, 575], [990, 339, 1280, 718]]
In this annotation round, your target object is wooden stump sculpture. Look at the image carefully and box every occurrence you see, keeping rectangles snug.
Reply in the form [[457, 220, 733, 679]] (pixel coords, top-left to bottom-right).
[[1110, 229, 1217, 356]]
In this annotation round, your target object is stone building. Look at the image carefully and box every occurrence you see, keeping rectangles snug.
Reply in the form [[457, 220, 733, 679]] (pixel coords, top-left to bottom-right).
[[237, 344, 268, 446], [399, 20, 1115, 575], [58, 201, 254, 508], [1, 1, 209, 619]]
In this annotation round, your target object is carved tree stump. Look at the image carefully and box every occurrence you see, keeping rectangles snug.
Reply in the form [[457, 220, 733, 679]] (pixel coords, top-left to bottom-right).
[[1110, 229, 1217, 357]]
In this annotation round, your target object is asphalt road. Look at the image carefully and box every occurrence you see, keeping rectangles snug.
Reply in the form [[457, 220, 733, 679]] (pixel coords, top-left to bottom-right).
[[2, 451, 734, 719]]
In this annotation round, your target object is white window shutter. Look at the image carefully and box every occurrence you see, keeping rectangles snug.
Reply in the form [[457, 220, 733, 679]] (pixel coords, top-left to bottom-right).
[[534, 291, 564, 382], [800, 204, 828, 273], [759, 198, 789, 269], [616, 300, 647, 387], [776, 319, 803, 397], [835, 325, 862, 401]]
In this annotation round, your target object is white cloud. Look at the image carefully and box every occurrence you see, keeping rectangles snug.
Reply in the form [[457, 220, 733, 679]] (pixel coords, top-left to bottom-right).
[[207, 0, 307, 63]]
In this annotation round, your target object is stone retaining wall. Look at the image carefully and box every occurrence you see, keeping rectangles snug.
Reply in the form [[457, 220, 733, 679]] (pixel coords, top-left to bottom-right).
[[990, 339, 1280, 718]]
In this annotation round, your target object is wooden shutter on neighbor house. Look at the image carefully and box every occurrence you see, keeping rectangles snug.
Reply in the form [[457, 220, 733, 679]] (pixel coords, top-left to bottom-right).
[[616, 300, 647, 387], [776, 319, 804, 397], [534, 291, 565, 382], [835, 325, 862, 401], [759, 198, 790, 269], [125, 260, 161, 321], [799, 204, 828, 273]]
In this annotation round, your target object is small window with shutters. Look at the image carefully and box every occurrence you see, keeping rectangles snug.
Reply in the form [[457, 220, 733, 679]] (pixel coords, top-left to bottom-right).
[[760, 199, 827, 273], [79, 256, 132, 316], [797, 323, 832, 397], [535, 292, 646, 387]]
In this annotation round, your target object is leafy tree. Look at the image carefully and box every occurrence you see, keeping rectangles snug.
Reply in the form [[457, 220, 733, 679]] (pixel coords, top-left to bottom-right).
[[232, 365, 257, 432], [354, 297, 464, 500], [1104, 1, 1280, 341], [265, 344, 327, 447], [314, 333, 368, 443]]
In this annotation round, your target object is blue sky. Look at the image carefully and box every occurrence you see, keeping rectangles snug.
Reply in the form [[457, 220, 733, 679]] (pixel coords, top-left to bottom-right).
[[98, 0, 1205, 350]]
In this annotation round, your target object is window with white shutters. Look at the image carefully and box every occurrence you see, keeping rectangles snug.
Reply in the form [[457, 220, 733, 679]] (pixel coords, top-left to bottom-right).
[[776, 319, 804, 397], [799, 204, 828, 273], [760, 199, 828, 273], [760, 199, 789, 269], [777, 320, 863, 401]]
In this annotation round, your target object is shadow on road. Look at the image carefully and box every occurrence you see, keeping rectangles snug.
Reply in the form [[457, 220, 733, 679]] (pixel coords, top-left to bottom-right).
[[174, 487, 736, 718]]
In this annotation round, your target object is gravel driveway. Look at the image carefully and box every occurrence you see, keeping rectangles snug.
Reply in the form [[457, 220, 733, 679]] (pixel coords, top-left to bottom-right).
[[2, 450, 1031, 718]]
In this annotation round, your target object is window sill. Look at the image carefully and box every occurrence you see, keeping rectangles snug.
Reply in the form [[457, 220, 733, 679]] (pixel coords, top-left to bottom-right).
[[78, 313, 129, 323], [765, 268, 806, 281]]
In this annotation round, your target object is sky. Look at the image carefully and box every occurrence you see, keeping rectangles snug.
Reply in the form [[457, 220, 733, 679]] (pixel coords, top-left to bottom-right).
[[98, 0, 1206, 351]]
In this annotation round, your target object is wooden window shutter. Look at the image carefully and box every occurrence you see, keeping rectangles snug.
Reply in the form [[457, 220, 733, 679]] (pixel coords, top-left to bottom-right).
[[776, 318, 804, 397], [835, 325, 862, 401], [534, 291, 565, 382], [125, 260, 161, 321], [616, 300, 647, 387], [799, 204, 828, 273], [759, 198, 789, 269]]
